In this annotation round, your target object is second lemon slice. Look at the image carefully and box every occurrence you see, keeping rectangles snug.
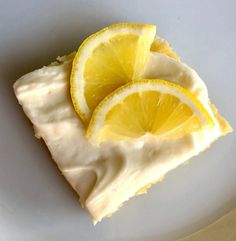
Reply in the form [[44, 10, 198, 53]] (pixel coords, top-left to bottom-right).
[[87, 79, 214, 144], [71, 23, 156, 122]]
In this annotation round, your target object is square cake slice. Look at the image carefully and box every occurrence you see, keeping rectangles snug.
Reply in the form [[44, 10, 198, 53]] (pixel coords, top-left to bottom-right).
[[14, 53, 232, 223]]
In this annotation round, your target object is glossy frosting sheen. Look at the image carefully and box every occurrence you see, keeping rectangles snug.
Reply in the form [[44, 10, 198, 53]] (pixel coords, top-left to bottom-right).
[[14, 52, 229, 223]]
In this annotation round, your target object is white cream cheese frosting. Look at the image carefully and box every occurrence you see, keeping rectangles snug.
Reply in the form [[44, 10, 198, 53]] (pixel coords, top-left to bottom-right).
[[14, 52, 231, 223]]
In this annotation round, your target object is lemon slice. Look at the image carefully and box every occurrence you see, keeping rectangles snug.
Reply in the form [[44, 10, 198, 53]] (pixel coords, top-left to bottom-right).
[[70, 23, 156, 122], [87, 79, 214, 144]]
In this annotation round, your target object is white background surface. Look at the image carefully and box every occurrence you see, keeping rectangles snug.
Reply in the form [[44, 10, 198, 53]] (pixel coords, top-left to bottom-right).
[[0, 0, 236, 240]]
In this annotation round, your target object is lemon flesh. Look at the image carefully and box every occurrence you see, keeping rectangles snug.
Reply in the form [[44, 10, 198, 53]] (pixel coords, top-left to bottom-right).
[[87, 79, 214, 144], [70, 23, 156, 122]]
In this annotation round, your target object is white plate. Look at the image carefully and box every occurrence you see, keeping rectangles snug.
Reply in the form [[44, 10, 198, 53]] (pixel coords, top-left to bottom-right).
[[0, 1, 235, 240]]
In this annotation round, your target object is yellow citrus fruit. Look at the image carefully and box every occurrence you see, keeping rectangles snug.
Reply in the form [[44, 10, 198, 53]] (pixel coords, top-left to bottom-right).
[[87, 79, 214, 144], [70, 23, 156, 122]]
